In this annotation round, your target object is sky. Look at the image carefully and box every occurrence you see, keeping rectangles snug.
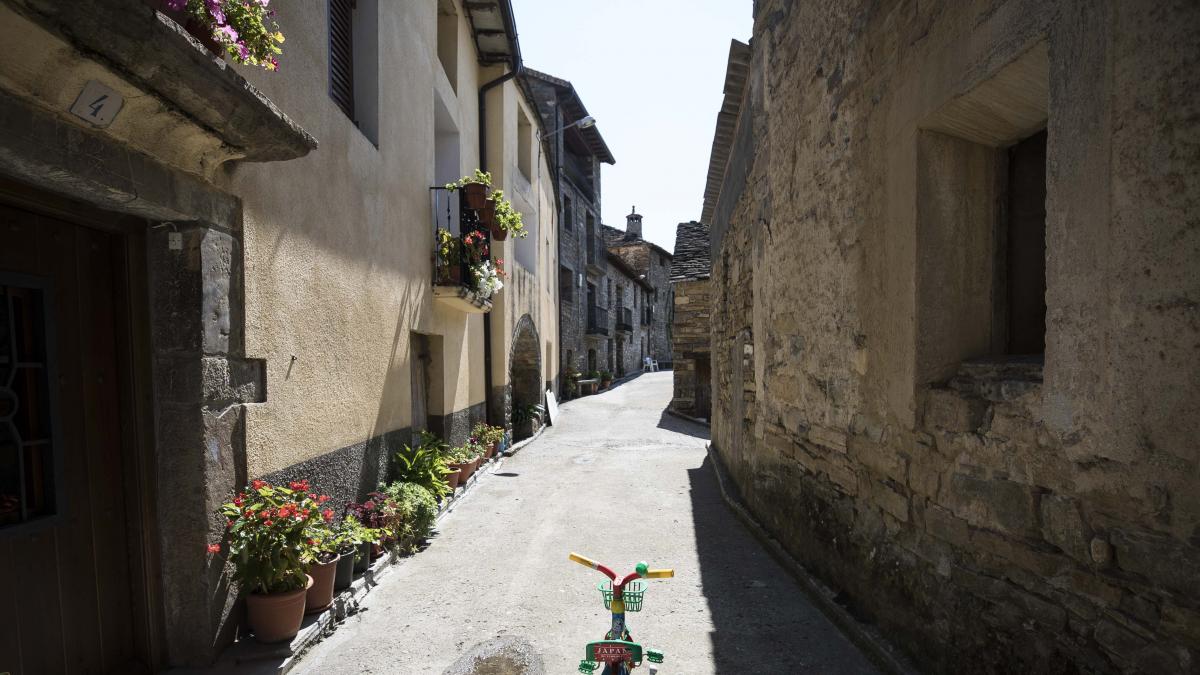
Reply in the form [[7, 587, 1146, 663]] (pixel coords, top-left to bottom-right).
[[510, 0, 753, 251]]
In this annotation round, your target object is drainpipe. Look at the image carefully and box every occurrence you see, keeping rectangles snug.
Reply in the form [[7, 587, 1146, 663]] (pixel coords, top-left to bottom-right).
[[478, 0, 523, 427]]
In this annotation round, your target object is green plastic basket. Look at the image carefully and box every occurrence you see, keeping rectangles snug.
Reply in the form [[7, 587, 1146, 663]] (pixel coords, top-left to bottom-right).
[[578, 661, 600, 674], [598, 580, 646, 612]]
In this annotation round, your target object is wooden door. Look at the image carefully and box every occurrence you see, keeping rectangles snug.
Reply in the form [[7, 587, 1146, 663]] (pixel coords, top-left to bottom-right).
[[0, 204, 149, 674]]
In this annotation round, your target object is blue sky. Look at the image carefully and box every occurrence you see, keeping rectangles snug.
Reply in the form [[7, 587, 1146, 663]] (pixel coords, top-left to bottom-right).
[[511, 0, 753, 250]]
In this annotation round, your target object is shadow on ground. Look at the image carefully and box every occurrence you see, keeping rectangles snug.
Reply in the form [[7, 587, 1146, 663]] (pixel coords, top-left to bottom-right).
[[687, 456, 878, 674], [656, 410, 710, 440]]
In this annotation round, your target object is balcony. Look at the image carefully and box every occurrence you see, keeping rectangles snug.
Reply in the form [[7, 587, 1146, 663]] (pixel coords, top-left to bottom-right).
[[586, 305, 609, 336], [431, 187, 494, 314], [616, 307, 633, 334], [9, 0, 316, 164]]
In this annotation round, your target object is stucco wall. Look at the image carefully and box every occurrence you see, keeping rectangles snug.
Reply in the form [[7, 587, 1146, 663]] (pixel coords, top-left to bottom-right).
[[228, 0, 553, 478], [710, 1, 1200, 672]]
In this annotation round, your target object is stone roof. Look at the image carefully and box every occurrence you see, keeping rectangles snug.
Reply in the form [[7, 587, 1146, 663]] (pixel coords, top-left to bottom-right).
[[701, 40, 751, 224], [602, 224, 674, 259], [606, 253, 654, 291], [521, 68, 616, 165], [670, 221, 711, 282]]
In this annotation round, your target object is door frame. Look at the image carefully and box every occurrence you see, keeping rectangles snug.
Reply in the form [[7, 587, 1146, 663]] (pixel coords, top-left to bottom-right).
[[0, 178, 165, 669]]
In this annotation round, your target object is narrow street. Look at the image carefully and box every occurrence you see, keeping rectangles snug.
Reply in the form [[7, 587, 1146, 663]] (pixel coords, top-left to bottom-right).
[[293, 372, 877, 674]]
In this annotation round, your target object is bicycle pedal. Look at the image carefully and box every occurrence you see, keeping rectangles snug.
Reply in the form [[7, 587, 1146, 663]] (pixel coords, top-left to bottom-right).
[[646, 649, 665, 664]]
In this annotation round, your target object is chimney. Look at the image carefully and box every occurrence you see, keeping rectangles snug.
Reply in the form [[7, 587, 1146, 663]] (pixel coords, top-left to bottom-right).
[[626, 206, 643, 239]]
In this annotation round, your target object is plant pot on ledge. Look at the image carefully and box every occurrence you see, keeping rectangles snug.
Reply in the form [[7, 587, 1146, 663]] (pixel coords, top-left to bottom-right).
[[437, 264, 464, 286], [490, 224, 508, 241], [305, 553, 339, 614], [155, 1, 225, 57], [246, 575, 312, 644], [478, 199, 496, 228]]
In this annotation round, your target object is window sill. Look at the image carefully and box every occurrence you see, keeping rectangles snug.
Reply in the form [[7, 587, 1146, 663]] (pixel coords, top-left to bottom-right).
[[947, 354, 1043, 402]]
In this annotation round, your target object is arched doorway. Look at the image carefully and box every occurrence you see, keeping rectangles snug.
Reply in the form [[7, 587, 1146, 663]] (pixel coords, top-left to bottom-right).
[[509, 315, 542, 440]]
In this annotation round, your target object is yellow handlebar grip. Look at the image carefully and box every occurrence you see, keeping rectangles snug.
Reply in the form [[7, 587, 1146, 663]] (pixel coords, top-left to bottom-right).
[[644, 568, 674, 578], [569, 552, 599, 569]]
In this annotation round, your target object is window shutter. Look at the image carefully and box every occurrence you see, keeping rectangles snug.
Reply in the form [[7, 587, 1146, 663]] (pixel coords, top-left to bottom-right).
[[328, 0, 355, 119]]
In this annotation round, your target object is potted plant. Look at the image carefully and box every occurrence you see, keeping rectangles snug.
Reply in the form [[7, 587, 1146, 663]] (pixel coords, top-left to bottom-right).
[[393, 432, 453, 502], [161, 0, 285, 71], [303, 517, 340, 615], [470, 259, 506, 298], [489, 189, 528, 240], [380, 481, 438, 552], [444, 444, 472, 487], [435, 228, 463, 285], [212, 479, 329, 643], [471, 423, 505, 458], [331, 516, 379, 590], [600, 370, 613, 388], [446, 170, 492, 210], [479, 197, 497, 228], [345, 496, 391, 564]]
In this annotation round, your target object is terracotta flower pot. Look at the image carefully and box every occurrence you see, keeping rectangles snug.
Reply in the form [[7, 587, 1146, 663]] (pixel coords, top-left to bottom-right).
[[334, 549, 355, 591], [355, 542, 371, 573], [305, 554, 339, 614], [371, 542, 385, 560], [490, 224, 509, 241], [478, 199, 496, 227], [487, 442, 498, 459], [246, 575, 312, 644], [462, 457, 480, 482], [462, 182, 488, 209], [445, 466, 461, 490]]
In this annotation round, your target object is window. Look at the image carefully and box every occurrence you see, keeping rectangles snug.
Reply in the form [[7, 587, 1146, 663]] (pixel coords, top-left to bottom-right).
[[559, 266, 574, 303], [328, 0, 379, 144], [518, 108, 533, 181], [563, 195, 573, 231], [1, 282, 57, 527], [1004, 129, 1047, 355], [435, 0, 458, 92]]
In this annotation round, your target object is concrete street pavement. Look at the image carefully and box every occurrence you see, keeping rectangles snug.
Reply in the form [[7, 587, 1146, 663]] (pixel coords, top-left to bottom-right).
[[292, 372, 877, 674]]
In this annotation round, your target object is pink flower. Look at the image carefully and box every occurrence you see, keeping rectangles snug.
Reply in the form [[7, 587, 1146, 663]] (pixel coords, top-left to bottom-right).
[[216, 24, 239, 43], [205, 0, 226, 24], [206, 543, 221, 554], [166, 0, 188, 10]]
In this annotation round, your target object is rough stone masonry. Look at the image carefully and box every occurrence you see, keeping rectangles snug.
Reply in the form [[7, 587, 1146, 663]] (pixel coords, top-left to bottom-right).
[[706, 1, 1200, 673]]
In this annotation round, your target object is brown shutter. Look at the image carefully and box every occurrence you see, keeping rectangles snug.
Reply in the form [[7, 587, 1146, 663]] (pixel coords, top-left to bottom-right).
[[328, 0, 355, 119]]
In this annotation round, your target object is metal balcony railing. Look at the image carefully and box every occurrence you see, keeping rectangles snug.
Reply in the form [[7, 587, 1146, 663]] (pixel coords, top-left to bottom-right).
[[586, 305, 609, 336], [616, 307, 633, 333]]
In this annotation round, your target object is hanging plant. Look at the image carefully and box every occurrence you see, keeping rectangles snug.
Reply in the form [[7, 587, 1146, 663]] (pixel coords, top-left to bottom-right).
[[489, 189, 528, 239], [166, 0, 285, 70], [445, 170, 492, 210]]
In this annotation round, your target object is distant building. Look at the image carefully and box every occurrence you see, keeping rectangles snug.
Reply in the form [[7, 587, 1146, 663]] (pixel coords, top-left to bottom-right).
[[669, 221, 712, 420], [605, 209, 674, 368], [520, 68, 616, 387]]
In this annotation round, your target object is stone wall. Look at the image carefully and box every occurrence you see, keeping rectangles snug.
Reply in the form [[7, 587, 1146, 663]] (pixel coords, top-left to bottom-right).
[[670, 278, 711, 418], [609, 242, 674, 364], [710, 1, 1200, 673]]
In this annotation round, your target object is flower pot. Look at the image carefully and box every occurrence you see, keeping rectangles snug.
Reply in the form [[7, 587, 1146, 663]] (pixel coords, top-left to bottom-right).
[[371, 542, 385, 560], [490, 224, 509, 241], [445, 466, 461, 491], [478, 200, 496, 227], [465, 457, 481, 481], [438, 263, 463, 286], [156, 1, 225, 57], [246, 576, 312, 643], [334, 549, 355, 591], [462, 182, 488, 210], [355, 542, 371, 573], [487, 442, 498, 459], [305, 553, 340, 614]]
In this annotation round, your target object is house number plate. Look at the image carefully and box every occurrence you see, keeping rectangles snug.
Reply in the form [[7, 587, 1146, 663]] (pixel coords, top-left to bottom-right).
[[69, 80, 124, 128]]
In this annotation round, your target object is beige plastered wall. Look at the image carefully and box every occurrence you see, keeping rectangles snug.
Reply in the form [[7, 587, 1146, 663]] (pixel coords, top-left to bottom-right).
[[227, 0, 497, 476], [486, 81, 560, 396]]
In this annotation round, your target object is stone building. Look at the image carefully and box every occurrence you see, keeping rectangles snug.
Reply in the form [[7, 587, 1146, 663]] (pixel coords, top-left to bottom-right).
[[603, 251, 655, 378], [0, 0, 556, 669], [706, 3, 1200, 673], [519, 68, 615, 389], [669, 220, 711, 420], [605, 210, 674, 368]]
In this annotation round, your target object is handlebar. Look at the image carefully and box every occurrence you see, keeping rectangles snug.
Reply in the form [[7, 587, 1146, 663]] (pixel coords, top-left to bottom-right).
[[569, 552, 674, 590]]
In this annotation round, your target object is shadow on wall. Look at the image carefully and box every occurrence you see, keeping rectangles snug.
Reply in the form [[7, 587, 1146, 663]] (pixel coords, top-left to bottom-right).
[[365, 284, 427, 492], [686, 455, 879, 675]]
